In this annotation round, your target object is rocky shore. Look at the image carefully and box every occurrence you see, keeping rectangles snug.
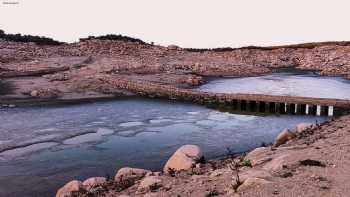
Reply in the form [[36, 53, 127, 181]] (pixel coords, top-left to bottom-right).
[[55, 115, 350, 197]]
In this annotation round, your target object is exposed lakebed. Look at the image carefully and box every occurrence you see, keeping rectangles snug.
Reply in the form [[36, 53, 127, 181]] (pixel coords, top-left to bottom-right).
[[1, 72, 350, 196]]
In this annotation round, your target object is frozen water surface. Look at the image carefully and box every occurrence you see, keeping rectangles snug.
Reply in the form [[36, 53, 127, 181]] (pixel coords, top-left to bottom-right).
[[2, 72, 349, 196]]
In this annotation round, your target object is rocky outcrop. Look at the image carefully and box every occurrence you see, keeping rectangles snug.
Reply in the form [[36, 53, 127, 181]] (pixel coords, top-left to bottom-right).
[[55, 180, 85, 197], [274, 129, 296, 147], [2, 33, 350, 106], [55, 115, 350, 197], [245, 147, 272, 167], [137, 176, 163, 193], [115, 167, 151, 182], [237, 177, 271, 192], [29, 88, 61, 98], [82, 177, 107, 191], [296, 123, 314, 134], [163, 145, 204, 173]]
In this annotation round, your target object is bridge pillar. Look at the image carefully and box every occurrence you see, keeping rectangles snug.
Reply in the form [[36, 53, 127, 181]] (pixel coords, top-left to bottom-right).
[[328, 106, 334, 116], [285, 103, 289, 114], [316, 105, 321, 116], [305, 104, 309, 115], [278, 103, 287, 114]]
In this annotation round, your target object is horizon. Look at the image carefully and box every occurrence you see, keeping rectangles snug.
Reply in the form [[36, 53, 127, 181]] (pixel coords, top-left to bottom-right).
[[2, 28, 350, 49], [1, 0, 350, 48]]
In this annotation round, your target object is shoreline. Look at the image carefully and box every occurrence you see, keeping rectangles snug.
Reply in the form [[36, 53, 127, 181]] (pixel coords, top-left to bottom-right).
[[2, 69, 350, 108], [55, 115, 350, 197]]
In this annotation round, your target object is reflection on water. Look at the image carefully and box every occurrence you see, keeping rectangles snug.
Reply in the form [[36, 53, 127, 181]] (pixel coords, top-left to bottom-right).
[[0, 97, 326, 196], [197, 73, 350, 99]]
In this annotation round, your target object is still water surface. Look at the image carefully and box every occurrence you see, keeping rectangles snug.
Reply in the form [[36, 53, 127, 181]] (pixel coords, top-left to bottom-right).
[[197, 72, 350, 99]]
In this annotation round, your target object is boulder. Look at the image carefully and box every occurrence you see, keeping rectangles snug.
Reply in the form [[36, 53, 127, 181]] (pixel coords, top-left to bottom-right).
[[263, 154, 290, 173], [137, 176, 162, 192], [82, 177, 107, 190], [244, 147, 271, 166], [239, 169, 272, 183], [163, 145, 203, 173], [237, 178, 271, 192], [167, 45, 179, 50], [56, 180, 84, 197], [274, 129, 296, 147], [115, 167, 151, 182], [296, 123, 314, 133], [30, 90, 39, 97]]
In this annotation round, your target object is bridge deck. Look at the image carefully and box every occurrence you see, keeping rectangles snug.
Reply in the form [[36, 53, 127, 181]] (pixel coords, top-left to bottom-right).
[[203, 92, 350, 108], [103, 77, 350, 109]]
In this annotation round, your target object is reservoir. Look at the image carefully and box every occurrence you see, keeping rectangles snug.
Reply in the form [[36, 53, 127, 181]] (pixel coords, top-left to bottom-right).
[[1, 72, 350, 196]]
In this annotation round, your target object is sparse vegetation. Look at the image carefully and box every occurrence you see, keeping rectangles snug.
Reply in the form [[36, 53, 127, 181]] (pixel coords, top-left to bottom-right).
[[79, 34, 148, 45], [241, 159, 252, 167], [226, 148, 243, 192], [184, 41, 350, 52], [0, 29, 64, 45]]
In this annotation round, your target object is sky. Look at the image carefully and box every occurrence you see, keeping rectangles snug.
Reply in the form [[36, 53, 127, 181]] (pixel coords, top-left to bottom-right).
[[1, 0, 350, 48]]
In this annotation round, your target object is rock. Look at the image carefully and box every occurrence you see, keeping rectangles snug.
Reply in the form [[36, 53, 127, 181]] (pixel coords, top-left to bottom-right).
[[82, 177, 107, 190], [226, 188, 239, 196], [299, 159, 326, 167], [237, 178, 271, 192], [137, 176, 162, 192], [296, 123, 314, 133], [239, 169, 272, 182], [30, 90, 39, 97], [167, 45, 179, 50], [263, 154, 290, 173], [191, 175, 207, 183], [195, 163, 202, 168], [210, 169, 229, 178], [163, 145, 203, 173], [245, 147, 271, 166], [56, 180, 85, 197], [274, 129, 296, 147], [115, 167, 151, 182]]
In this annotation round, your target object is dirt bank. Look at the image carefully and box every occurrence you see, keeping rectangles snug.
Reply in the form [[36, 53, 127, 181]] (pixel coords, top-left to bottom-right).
[[2, 33, 350, 105], [58, 115, 350, 197]]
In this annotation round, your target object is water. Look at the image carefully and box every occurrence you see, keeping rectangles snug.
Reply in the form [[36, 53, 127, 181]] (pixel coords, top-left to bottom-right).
[[197, 72, 350, 99], [2, 72, 349, 196]]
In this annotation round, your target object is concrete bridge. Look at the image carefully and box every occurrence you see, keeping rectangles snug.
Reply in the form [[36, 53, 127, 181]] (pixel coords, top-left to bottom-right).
[[197, 93, 350, 116], [104, 77, 350, 116]]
